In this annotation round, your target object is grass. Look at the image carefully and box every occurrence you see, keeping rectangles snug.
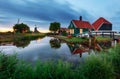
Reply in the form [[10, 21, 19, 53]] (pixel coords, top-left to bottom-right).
[[55, 36, 89, 43], [17, 33, 46, 40], [0, 53, 76, 79], [54, 36, 111, 44], [0, 33, 46, 42], [108, 44, 120, 78], [80, 55, 115, 79], [64, 37, 88, 43], [96, 36, 112, 42], [0, 43, 120, 79]]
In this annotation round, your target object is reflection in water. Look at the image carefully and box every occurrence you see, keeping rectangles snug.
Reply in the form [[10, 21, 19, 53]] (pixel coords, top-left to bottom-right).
[[0, 38, 42, 48], [98, 41, 111, 49], [0, 40, 30, 48], [13, 40, 30, 48], [49, 38, 61, 49], [67, 44, 90, 58], [67, 40, 113, 58], [0, 37, 117, 65]]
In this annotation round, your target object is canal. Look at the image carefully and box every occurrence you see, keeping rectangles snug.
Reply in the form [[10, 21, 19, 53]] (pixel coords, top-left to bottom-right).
[[0, 36, 116, 65]]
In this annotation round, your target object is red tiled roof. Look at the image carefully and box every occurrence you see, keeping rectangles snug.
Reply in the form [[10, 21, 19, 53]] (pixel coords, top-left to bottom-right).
[[72, 20, 93, 29], [60, 28, 68, 30], [60, 28, 69, 31], [92, 17, 112, 31], [73, 48, 84, 54]]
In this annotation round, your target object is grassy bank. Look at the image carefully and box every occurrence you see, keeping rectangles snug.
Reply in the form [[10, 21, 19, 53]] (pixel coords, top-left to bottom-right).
[[0, 33, 46, 42], [54, 36, 89, 43], [1, 44, 120, 79], [96, 36, 112, 42], [53, 36, 111, 44]]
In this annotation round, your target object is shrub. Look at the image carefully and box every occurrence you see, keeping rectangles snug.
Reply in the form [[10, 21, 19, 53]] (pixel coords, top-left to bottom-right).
[[61, 31, 68, 36]]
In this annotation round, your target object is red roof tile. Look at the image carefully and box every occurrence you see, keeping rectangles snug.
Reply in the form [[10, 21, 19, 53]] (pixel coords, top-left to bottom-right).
[[73, 47, 90, 54], [92, 17, 112, 31], [73, 48, 85, 54], [72, 20, 93, 29], [60, 28, 68, 30], [60, 28, 69, 31]]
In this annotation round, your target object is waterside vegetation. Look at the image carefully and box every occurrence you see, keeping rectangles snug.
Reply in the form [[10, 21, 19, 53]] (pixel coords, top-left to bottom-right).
[[0, 33, 46, 42], [53, 35, 112, 44], [0, 44, 120, 79]]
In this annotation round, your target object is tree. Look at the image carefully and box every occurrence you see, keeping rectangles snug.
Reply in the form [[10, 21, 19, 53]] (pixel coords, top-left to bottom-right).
[[49, 22, 60, 33], [13, 23, 30, 33], [49, 39, 61, 49]]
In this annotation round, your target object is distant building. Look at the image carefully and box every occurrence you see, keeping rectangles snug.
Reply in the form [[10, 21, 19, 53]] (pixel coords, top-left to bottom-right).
[[92, 17, 112, 31], [60, 28, 69, 33], [34, 27, 39, 33], [68, 16, 93, 36]]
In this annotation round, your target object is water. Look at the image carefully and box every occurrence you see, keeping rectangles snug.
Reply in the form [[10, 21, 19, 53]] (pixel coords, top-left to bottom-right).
[[0, 36, 115, 64]]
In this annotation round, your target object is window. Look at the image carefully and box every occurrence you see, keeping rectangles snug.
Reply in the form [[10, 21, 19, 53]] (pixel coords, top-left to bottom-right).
[[70, 29, 74, 34], [80, 29, 83, 34]]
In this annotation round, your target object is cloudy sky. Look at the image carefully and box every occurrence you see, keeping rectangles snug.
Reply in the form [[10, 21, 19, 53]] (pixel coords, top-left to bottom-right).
[[0, 0, 120, 32]]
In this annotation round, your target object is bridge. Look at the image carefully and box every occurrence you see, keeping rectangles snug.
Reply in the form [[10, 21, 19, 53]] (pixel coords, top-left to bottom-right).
[[91, 30, 120, 41]]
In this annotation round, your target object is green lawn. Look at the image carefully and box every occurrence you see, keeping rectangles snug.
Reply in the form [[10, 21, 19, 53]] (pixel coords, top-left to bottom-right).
[[55, 36, 111, 43], [64, 37, 88, 43], [96, 36, 112, 42], [55, 36, 89, 43]]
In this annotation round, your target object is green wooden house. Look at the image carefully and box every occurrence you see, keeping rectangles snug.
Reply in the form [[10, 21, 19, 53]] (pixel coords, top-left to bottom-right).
[[68, 16, 93, 36]]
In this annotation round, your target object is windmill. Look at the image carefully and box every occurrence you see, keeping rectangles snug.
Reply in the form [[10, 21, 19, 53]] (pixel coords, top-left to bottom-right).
[[34, 24, 40, 33], [17, 18, 20, 24]]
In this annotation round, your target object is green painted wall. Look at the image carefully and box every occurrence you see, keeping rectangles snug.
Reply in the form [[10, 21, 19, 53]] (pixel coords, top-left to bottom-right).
[[68, 21, 93, 36], [74, 28, 80, 36], [68, 22, 75, 29], [83, 28, 88, 33]]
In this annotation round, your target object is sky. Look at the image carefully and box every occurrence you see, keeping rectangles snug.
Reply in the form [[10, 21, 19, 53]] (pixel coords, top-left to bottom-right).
[[0, 0, 120, 32]]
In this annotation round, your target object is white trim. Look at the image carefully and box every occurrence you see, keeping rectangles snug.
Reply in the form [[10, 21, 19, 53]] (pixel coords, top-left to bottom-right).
[[96, 22, 104, 31], [72, 21, 77, 28], [91, 25, 95, 30]]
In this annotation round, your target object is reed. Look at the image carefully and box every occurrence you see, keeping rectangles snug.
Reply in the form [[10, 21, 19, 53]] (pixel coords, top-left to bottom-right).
[[1, 44, 120, 79]]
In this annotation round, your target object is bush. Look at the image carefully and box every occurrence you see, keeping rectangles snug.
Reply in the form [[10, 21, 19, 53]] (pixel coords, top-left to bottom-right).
[[61, 31, 68, 36], [80, 55, 115, 79]]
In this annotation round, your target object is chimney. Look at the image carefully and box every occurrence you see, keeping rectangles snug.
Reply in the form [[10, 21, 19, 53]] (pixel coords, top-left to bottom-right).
[[79, 16, 82, 21]]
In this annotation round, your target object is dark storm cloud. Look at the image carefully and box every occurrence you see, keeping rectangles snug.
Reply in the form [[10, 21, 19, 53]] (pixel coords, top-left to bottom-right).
[[0, 0, 93, 28]]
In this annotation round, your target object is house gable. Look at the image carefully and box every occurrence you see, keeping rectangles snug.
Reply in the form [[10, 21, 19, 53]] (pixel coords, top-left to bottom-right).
[[68, 21, 76, 29], [92, 17, 112, 31]]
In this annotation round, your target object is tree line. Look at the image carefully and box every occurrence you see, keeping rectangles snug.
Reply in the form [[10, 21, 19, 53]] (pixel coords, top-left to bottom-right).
[[13, 22, 61, 33]]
